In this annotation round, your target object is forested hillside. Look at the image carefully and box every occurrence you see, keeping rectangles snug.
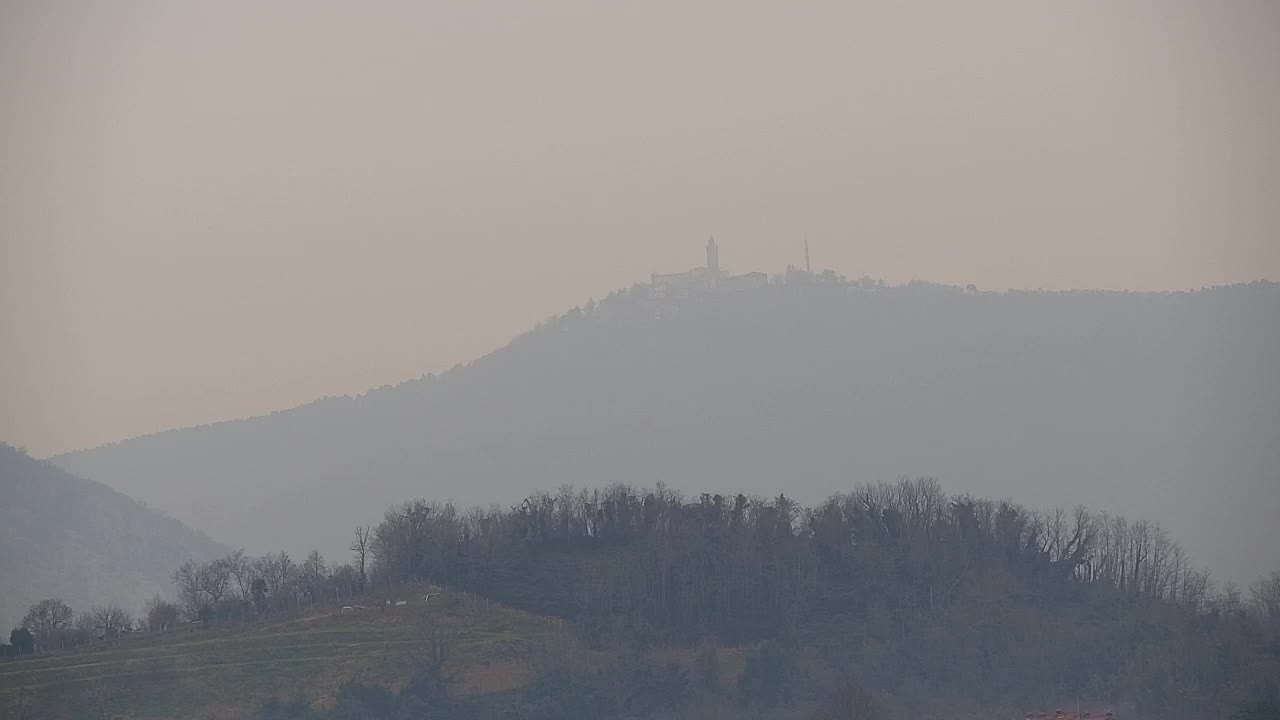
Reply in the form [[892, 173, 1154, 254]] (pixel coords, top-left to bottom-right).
[[85, 478, 1280, 719], [347, 478, 1280, 717], [0, 443, 226, 630], [52, 278, 1280, 586]]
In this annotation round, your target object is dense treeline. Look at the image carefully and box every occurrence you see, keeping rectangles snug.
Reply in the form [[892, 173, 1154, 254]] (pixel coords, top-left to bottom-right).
[[217, 477, 1280, 718], [336, 477, 1280, 717], [365, 478, 1221, 631]]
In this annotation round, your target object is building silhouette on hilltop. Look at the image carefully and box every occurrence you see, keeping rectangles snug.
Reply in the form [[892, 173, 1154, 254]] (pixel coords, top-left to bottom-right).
[[649, 237, 767, 299]]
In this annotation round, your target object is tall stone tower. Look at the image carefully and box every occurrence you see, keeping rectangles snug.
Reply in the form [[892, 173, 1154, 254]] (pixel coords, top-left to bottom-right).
[[706, 236, 720, 287]]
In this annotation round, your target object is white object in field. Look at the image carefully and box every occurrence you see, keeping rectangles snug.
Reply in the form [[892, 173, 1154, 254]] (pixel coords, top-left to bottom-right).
[[340, 606, 354, 613], [395, 600, 407, 606], [423, 593, 439, 603]]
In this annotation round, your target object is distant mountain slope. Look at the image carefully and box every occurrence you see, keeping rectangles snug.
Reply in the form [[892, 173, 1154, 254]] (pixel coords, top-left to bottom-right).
[[52, 280, 1280, 585], [0, 443, 226, 629]]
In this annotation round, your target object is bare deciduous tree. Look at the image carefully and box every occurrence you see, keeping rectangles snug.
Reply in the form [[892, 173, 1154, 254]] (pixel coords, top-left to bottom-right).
[[253, 551, 295, 599], [89, 605, 133, 637], [299, 549, 327, 599], [404, 629, 462, 705], [199, 557, 233, 606], [1249, 571, 1280, 621], [21, 599, 73, 650], [350, 525, 372, 591], [224, 550, 254, 601], [172, 560, 205, 620], [144, 596, 180, 632]]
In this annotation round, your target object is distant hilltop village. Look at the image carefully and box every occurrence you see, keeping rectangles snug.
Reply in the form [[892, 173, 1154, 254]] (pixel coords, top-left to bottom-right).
[[648, 237, 769, 299]]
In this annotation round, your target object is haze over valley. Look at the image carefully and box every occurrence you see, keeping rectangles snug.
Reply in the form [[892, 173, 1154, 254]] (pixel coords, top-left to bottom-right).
[[50, 267, 1280, 588], [3, 2, 1279, 718], [0, 443, 225, 634]]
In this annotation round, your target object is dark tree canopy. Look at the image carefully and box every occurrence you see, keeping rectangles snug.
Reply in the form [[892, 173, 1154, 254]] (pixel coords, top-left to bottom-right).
[[9, 627, 34, 655]]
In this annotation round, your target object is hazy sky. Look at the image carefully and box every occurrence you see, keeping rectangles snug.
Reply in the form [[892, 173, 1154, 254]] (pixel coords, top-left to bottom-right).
[[2, 0, 1278, 457]]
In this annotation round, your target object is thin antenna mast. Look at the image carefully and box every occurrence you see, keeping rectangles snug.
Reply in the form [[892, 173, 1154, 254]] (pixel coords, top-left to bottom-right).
[[804, 236, 811, 275]]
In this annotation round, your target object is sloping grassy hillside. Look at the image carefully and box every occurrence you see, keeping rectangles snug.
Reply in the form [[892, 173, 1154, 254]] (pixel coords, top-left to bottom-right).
[[0, 587, 556, 719]]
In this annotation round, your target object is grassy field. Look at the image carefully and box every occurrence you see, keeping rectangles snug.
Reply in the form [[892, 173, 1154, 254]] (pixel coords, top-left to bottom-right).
[[0, 587, 559, 719]]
